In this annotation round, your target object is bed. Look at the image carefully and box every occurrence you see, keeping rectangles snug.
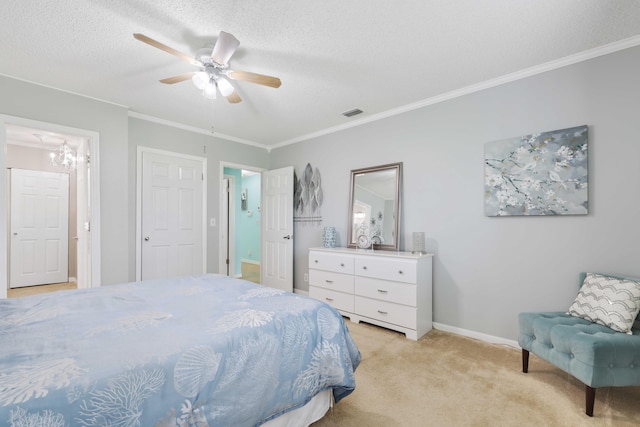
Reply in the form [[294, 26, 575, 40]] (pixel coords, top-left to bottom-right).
[[0, 274, 361, 426]]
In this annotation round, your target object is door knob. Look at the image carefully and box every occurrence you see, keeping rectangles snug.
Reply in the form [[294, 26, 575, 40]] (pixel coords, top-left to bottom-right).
[[283, 235, 292, 240], [144, 236, 150, 241]]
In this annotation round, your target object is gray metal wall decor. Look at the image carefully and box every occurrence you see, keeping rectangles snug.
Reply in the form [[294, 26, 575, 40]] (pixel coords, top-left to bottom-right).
[[294, 163, 323, 225], [484, 125, 588, 216]]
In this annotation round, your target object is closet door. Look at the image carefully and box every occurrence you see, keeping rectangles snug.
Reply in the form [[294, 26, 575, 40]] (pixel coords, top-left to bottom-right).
[[140, 150, 205, 280]]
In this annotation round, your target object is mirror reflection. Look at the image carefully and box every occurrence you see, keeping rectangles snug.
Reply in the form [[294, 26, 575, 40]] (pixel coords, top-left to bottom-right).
[[348, 163, 402, 251]]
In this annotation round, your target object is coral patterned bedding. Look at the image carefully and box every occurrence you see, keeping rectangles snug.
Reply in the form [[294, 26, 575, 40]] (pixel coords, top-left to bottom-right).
[[0, 274, 361, 426]]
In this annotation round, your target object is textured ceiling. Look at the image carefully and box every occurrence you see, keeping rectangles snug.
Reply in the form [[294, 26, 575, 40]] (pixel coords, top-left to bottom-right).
[[2, 1, 640, 148]]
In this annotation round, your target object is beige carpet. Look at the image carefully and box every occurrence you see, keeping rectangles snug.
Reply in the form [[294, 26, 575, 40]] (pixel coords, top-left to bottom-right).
[[313, 321, 640, 427]]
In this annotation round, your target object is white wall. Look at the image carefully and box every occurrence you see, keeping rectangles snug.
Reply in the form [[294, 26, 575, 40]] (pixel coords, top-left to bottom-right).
[[269, 45, 640, 341]]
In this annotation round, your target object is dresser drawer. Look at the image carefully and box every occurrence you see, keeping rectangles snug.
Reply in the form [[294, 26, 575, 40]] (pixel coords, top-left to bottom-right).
[[355, 276, 416, 306], [310, 286, 354, 312], [355, 296, 416, 329], [354, 256, 417, 283], [309, 251, 354, 274], [309, 269, 354, 293]]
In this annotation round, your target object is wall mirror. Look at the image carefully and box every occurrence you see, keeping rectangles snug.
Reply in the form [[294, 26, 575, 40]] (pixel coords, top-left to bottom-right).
[[348, 162, 402, 251]]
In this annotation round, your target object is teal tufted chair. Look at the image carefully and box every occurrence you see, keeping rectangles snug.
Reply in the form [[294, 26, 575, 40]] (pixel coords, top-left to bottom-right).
[[518, 273, 640, 416]]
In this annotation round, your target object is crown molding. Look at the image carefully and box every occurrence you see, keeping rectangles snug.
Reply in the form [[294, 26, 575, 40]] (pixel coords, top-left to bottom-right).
[[4, 34, 640, 152], [127, 111, 268, 150], [272, 35, 640, 149], [0, 73, 129, 109]]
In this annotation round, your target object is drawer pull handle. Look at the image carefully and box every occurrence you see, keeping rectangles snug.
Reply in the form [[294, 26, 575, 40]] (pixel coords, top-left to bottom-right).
[[377, 310, 388, 315], [398, 270, 403, 274], [325, 297, 334, 302], [314, 260, 318, 263], [340, 263, 344, 267], [362, 266, 368, 270], [325, 280, 334, 283], [377, 289, 388, 294]]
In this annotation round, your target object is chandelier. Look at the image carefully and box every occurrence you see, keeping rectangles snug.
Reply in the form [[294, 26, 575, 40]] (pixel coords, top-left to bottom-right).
[[49, 139, 77, 170]]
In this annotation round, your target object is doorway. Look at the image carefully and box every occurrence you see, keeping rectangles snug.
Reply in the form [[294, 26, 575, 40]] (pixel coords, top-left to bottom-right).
[[1, 117, 101, 299], [220, 163, 262, 284]]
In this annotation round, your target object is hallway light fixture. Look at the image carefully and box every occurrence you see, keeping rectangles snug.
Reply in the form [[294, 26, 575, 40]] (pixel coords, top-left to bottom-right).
[[47, 137, 77, 170]]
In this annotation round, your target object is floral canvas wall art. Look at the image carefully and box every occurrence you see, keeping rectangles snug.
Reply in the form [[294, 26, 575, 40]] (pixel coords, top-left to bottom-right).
[[484, 125, 588, 216]]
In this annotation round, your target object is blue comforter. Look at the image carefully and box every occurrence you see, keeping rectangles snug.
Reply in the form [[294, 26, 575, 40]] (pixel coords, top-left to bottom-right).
[[0, 274, 361, 426]]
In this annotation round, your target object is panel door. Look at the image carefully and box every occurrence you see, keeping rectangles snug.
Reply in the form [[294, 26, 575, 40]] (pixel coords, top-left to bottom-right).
[[261, 166, 293, 292], [10, 168, 69, 288], [141, 151, 204, 280]]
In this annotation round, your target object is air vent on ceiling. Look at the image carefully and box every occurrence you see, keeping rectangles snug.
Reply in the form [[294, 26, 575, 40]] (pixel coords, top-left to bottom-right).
[[342, 108, 363, 118]]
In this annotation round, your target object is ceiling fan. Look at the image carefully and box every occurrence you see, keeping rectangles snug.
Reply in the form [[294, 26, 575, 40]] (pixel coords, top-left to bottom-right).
[[133, 31, 281, 104]]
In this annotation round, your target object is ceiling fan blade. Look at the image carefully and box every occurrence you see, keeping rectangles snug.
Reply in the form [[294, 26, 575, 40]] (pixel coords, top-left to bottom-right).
[[229, 70, 282, 88], [226, 92, 242, 104], [133, 33, 195, 64], [211, 31, 240, 65], [159, 72, 195, 84]]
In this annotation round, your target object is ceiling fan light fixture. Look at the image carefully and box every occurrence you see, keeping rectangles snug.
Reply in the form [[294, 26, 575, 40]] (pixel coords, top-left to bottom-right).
[[192, 72, 209, 90], [134, 31, 280, 105], [203, 81, 217, 99], [216, 76, 235, 97]]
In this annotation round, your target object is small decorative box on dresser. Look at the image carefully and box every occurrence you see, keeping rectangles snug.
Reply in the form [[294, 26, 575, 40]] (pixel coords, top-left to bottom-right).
[[308, 247, 433, 340]]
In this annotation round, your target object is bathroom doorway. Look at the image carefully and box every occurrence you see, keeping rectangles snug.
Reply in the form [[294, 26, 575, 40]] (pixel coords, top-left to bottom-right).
[[220, 163, 262, 284]]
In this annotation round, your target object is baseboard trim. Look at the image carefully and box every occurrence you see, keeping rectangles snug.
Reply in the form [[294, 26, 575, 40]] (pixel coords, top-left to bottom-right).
[[296, 288, 520, 348], [433, 322, 519, 349]]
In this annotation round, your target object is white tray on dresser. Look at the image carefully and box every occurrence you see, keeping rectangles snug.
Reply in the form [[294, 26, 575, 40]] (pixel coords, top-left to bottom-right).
[[308, 247, 433, 340]]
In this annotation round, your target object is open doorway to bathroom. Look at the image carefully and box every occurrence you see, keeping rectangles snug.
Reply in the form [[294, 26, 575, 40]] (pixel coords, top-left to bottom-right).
[[220, 164, 262, 284]]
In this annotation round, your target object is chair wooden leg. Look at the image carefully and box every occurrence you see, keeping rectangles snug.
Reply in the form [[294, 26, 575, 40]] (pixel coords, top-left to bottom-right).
[[522, 349, 529, 373], [585, 385, 595, 417]]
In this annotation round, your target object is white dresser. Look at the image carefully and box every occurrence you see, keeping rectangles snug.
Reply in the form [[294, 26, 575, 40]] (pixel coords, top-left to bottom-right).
[[308, 247, 433, 340]]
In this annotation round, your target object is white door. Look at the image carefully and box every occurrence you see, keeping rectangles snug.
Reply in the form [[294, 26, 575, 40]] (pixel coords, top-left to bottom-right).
[[141, 151, 204, 280], [10, 168, 69, 288], [261, 166, 294, 292]]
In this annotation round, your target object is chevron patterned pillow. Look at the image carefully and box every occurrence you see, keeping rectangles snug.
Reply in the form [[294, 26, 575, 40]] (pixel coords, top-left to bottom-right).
[[567, 272, 640, 334]]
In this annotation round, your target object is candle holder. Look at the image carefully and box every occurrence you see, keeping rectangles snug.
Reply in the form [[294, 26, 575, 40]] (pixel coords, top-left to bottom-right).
[[411, 232, 426, 255]]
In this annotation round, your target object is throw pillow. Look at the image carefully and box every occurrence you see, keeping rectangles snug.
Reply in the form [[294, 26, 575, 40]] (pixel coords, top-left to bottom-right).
[[567, 272, 640, 334]]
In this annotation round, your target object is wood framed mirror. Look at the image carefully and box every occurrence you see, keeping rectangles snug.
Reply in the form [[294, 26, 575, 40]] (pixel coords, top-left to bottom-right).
[[347, 162, 402, 251]]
